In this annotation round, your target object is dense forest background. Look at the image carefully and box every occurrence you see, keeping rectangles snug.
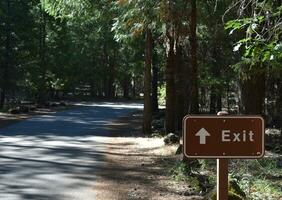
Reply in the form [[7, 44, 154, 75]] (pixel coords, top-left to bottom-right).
[[0, 0, 281, 134]]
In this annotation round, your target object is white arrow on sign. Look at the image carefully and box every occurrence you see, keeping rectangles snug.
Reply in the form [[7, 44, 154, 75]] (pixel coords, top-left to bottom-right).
[[195, 128, 211, 144]]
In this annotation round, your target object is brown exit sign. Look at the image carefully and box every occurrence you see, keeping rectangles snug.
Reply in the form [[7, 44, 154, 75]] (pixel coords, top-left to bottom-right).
[[183, 116, 265, 159]]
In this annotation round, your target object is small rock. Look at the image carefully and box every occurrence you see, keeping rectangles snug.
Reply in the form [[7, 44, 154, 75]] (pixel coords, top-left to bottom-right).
[[19, 106, 29, 113], [59, 101, 67, 106], [164, 133, 179, 145], [184, 189, 195, 196], [30, 106, 36, 111], [9, 108, 20, 114], [50, 102, 58, 107], [44, 102, 50, 108]]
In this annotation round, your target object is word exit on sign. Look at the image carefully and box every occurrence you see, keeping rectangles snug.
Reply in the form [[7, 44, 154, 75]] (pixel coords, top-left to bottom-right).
[[183, 116, 265, 159]]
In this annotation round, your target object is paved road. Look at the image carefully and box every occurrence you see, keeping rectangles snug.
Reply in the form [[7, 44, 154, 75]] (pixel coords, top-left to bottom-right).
[[0, 102, 142, 200]]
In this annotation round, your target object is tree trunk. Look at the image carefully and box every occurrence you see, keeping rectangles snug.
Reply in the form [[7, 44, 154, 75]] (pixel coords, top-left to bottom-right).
[[241, 66, 266, 115], [209, 87, 222, 114], [102, 44, 115, 98], [175, 45, 185, 131], [199, 87, 206, 111], [277, 76, 282, 114], [0, 90, 5, 108], [184, 59, 192, 116], [216, 93, 222, 112], [143, 29, 153, 135], [103, 77, 108, 97], [190, 0, 199, 114], [276, 72, 282, 129], [152, 50, 159, 113], [38, 6, 47, 104], [107, 73, 115, 98], [165, 35, 176, 133], [132, 76, 136, 98], [98, 80, 103, 97], [210, 86, 216, 114], [108, 55, 116, 98], [90, 82, 97, 97], [122, 78, 129, 98]]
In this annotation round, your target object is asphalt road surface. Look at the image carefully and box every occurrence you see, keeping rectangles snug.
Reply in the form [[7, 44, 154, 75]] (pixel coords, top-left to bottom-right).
[[0, 102, 142, 200]]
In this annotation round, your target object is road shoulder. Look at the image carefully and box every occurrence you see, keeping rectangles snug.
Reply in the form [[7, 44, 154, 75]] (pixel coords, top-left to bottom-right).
[[94, 112, 204, 200], [0, 105, 75, 129]]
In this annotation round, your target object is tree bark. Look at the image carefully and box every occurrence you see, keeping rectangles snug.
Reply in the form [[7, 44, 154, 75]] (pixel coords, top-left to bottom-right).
[[175, 45, 185, 131], [210, 29, 223, 114], [143, 29, 153, 135], [210, 86, 217, 114], [190, 0, 199, 114], [216, 93, 222, 112], [277, 74, 282, 115], [209, 87, 222, 114], [132, 75, 136, 98], [122, 78, 129, 98], [0, 90, 5, 108], [108, 51, 116, 98], [102, 44, 115, 98], [277, 72, 282, 132], [165, 34, 176, 133], [38, 6, 48, 104], [107, 73, 115, 98], [183, 59, 192, 117], [90, 82, 97, 97], [152, 49, 159, 113], [241, 66, 266, 115]]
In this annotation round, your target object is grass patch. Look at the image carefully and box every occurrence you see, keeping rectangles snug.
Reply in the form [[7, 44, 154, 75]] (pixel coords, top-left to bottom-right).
[[170, 161, 201, 192], [169, 157, 281, 199], [170, 161, 216, 194], [230, 158, 282, 200]]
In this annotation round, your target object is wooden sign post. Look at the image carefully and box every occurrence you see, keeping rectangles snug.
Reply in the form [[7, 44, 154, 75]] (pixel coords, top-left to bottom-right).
[[183, 115, 265, 200], [217, 112, 229, 200], [217, 159, 228, 200]]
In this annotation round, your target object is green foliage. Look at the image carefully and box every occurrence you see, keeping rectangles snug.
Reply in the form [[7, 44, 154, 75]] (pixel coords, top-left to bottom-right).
[[225, 0, 282, 67], [43, 0, 92, 19], [112, 0, 160, 42]]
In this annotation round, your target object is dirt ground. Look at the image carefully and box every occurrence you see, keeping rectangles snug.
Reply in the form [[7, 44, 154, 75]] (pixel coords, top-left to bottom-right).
[[95, 112, 204, 200]]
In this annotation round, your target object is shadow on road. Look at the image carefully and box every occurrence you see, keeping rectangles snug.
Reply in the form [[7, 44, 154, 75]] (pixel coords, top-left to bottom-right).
[[0, 102, 143, 200]]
